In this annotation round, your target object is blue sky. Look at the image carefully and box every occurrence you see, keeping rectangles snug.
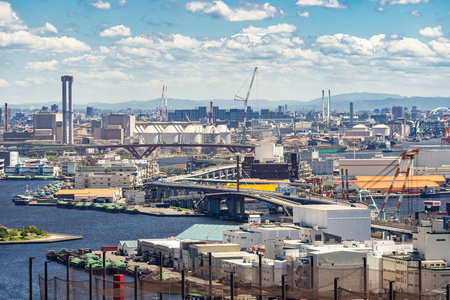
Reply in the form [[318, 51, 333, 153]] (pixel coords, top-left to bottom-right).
[[0, 0, 448, 105]]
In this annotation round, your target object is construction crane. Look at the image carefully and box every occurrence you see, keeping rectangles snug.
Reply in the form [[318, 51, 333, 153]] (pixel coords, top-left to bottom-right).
[[378, 148, 420, 221], [234, 67, 258, 144], [159, 85, 165, 122]]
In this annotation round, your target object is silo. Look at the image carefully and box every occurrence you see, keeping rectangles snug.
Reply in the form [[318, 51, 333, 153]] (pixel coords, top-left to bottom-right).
[[217, 124, 231, 144], [161, 124, 181, 143], [203, 125, 220, 144], [372, 124, 390, 137], [182, 124, 203, 144], [142, 125, 162, 144]]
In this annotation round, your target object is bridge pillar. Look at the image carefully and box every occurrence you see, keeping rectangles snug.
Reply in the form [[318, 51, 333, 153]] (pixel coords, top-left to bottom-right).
[[204, 196, 221, 215], [226, 196, 245, 220]]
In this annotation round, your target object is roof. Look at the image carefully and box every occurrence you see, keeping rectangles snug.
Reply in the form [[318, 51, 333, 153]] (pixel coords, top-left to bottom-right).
[[350, 175, 446, 191], [176, 224, 239, 241], [299, 204, 368, 211], [119, 240, 138, 248], [355, 175, 446, 183], [57, 189, 119, 197]]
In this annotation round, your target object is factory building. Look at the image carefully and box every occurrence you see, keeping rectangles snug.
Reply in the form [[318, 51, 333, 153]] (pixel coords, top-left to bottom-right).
[[33, 111, 62, 141]]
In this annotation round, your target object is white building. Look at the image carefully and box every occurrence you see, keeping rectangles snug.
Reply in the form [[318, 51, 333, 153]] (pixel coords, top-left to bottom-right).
[[117, 240, 138, 257], [339, 155, 400, 176], [311, 157, 337, 175], [293, 205, 371, 241], [413, 220, 450, 264], [255, 143, 284, 163]]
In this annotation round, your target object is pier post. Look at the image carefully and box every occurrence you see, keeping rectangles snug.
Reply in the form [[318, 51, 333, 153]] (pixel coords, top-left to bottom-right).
[[66, 253, 70, 300], [159, 251, 163, 300], [113, 274, 124, 300], [389, 281, 394, 300], [334, 277, 339, 300], [258, 253, 262, 300], [209, 252, 212, 300], [446, 284, 449, 300], [134, 266, 138, 300], [181, 269, 185, 300], [44, 261, 49, 300], [230, 271, 234, 300], [281, 274, 286, 300], [418, 260, 422, 300], [363, 257, 367, 300], [103, 251, 106, 300], [29, 257, 35, 300], [89, 264, 93, 300]]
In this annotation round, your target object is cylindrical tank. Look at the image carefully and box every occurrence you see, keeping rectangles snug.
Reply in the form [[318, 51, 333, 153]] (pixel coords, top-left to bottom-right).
[[372, 124, 390, 136], [142, 125, 162, 144], [161, 125, 181, 143], [202, 125, 220, 144], [182, 124, 203, 144], [216, 124, 231, 144]]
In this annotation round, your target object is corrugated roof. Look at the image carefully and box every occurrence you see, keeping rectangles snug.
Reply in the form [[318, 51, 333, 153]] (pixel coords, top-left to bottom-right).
[[176, 224, 239, 241], [352, 179, 439, 191], [119, 240, 138, 248]]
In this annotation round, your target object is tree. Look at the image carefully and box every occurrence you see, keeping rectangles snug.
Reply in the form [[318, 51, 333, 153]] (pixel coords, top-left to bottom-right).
[[20, 231, 28, 239], [0, 230, 7, 240]]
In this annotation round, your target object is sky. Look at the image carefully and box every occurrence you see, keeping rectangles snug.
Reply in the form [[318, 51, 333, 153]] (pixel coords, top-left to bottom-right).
[[0, 0, 449, 105]]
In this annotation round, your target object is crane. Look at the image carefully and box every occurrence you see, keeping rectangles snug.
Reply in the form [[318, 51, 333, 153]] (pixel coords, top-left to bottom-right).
[[378, 148, 420, 221], [234, 67, 258, 144]]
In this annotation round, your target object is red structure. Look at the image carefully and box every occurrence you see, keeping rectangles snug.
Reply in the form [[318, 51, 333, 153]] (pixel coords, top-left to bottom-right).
[[97, 143, 256, 159], [113, 274, 124, 300]]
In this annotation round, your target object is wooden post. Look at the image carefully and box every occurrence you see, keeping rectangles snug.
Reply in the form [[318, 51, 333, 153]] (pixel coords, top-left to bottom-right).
[[44, 261, 49, 300], [230, 272, 234, 300], [134, 266, 139, 300], [258, 253, 262, 300], [281, 274, 286, 300], [334, 277, 339, 300], [89, 264, 93, 300], [103, 251, 106, 300], [160, 252, 163, 300], [181, 269, 185, 300], [29, 257, 35, 300], [66, 254, 70, 300], [209, 252, 212, 300]]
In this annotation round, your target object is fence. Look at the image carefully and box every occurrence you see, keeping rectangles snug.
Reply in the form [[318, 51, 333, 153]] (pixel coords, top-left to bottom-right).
[[37, 262, 450, 300]]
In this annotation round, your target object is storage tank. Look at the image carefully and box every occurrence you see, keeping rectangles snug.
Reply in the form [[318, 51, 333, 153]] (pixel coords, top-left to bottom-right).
[[216, 124, 231, 144], [202, 125, 220, 144], [142, 125, 162, 144], [161, 125, 181, 143], [372, 124, 390, 137], [182, 124, 203, 144]]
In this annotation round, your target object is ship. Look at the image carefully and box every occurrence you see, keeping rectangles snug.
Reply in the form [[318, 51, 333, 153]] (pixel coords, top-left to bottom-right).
[[314, 145, 347, 153], [420, 187, 450, 198], [12, 185, 34, 205]]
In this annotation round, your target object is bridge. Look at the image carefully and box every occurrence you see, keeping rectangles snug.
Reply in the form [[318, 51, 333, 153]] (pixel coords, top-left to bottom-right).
[[168, 164, 237, 182], [0, 141, 256, 159]]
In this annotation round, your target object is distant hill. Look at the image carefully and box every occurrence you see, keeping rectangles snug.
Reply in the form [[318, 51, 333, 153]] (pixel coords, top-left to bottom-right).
[[9, 93, 449, 112]]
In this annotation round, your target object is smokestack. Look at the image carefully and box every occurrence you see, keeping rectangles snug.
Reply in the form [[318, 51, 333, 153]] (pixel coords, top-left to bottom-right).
[[61, 75, 74, 144], [160, 85, 164, 122], [210, 101, 213, 125], [322, 90, 325, 122], [328, 89, 331, 125], [62, 78, 67, 144], [68, 78, 74, 145], [165, 86, 168, 121], [4, 103, 7, 132], [350, 102, 354, 127]]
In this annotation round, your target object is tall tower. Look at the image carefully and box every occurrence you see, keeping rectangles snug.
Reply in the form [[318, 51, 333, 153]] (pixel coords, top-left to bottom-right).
[[350, 102, 354, 126], [61, 75, 74, 144]]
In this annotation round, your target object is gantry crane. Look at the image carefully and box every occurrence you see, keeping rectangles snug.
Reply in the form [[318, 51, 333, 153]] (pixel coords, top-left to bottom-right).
[[234, 67, 258, 144], [379, 148, 420, 221]]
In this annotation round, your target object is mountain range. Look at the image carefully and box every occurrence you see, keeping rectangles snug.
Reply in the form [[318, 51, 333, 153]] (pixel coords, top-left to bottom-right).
[[10, 92, 449, 112]]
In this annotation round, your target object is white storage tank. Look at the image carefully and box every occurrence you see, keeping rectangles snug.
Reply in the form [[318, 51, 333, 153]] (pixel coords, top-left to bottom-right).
[[372, 124, 390, 137], [142, 125, 162, 144], [161, 125, 181, 143], [202, 125, 220, 144], [216, 124, 231, 144], [182, 124, 203, 144]]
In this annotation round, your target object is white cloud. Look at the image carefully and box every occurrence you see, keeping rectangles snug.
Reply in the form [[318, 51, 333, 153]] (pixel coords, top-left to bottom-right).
[[118, 0, 126, 7], [0, 1, 27, 31], [377, 0, 428, 4], [297, 11, 310, 17], [92, 1, 111, 10], [295, 0, 347, 9], [100, 25, 131, 37], [377, 7, 386, 12], [82, 71, 134, 81], [0, 31, 91, 53], [15, 80, 29, 87], [410, 10, 421, 16], [185, 1, 282, 21], [419, 25, 443, 38], [0, 79, 9, 86], [25, 60, 59, 71], [31, 22, 58, 34]]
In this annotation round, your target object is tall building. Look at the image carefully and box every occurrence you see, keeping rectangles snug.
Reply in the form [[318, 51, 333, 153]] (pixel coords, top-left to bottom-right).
[[86, 106, 94, 117], [349, 102, 354, 126], [392, 106, 404, 120]]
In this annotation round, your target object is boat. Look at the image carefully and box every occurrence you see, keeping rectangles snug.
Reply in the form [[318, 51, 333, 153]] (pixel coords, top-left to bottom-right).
[[314, 145, 347, 153], [420, 187, 450, 198], [12, 185, 34, 204], [382, 148, 393, 153]]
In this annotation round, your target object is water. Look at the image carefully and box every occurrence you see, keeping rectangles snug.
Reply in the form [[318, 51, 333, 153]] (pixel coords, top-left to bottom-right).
[[0, 180, 236, 299]]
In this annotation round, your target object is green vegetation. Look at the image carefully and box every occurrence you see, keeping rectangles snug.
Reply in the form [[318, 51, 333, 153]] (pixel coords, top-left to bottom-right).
[[169, 206, 193, 211], [46, 155, 58, 162], [323, 185, 336, 191], [0, 225, 49, 241]]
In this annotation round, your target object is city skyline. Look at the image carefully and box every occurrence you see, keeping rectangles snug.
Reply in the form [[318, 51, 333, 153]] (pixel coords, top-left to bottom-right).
[[0, 0, 448, 104]]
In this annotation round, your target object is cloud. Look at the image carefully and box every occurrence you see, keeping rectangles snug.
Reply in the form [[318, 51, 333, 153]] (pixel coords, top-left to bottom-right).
[[377, 0, 429, 5], [81, 71, 134, 81], [25, 60, 59, 71], [31, 22, 58, 34], [0, 1, 27, 31], [297, 11, 310, 17], [295, 0, 347, 9], [419, 25, 443, 38], [185, 1, 282, 21], [0, 79, 9, 86], [91, 1, 111, 10], [118, 0, 126, 7], [100, 25, 131, 37], [410, 10, 421, 16], [0, 31, 91, 53], [15, 80, 29, 87], [377, 7, 386, 12]]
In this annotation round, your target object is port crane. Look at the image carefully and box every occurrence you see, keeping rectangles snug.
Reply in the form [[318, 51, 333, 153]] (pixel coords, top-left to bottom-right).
[[379, 148, 420, 221], [234, 67, 258, 144]]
